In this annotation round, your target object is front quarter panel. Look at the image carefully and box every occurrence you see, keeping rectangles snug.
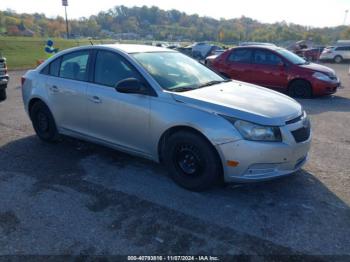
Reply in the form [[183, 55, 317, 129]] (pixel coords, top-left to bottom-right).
[[148, 94, 243, 161]]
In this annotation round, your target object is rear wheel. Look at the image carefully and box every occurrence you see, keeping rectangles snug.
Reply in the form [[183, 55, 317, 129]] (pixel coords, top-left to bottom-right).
[[0, 88, 6, 101], [288, 80, 312, 99], [334, 55, 343, 63], [163, 131, 222, 191], [30, 101, 59, 142]]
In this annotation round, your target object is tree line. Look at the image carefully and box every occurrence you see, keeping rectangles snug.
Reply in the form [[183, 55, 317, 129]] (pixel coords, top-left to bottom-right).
[[1, 5, 350, 44]]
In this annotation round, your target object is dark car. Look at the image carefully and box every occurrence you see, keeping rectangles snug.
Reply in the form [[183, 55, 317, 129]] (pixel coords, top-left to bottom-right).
[[301, 47, 325, 61], [210, 46, 340, 98], [0, 55, 9, 101]]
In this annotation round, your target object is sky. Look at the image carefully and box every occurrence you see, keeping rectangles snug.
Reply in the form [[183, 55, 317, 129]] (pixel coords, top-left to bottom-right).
[[1, 0, 350, 28]]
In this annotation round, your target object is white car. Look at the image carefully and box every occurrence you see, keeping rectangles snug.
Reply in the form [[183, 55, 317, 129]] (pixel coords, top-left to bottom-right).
[[320, 46, 350, 63]]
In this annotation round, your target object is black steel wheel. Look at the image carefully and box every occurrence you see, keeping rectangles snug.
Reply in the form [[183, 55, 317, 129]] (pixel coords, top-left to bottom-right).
[[30, 101, 59, 142], [289, 80, 312, 99], [163, 131, 222, 191]]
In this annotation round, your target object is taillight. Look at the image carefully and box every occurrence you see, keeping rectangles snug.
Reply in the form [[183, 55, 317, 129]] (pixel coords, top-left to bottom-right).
[[21, 76, 26, 87]]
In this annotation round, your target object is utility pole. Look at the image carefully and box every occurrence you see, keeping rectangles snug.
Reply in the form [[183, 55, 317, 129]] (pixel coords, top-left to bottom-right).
[[343, 10, 349, 25], [62, 0, 69, 39]]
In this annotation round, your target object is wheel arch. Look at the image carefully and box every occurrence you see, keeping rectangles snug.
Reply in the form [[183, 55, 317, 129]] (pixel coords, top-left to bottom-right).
[[157, 125, 224, 178], [287, 78, 313, 95], [28, 97, 54, 121], [334, 55, 343, 62]]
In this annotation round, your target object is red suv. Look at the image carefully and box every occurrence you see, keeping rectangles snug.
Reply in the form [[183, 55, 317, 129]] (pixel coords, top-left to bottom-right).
[[210, 46, 340, 98]]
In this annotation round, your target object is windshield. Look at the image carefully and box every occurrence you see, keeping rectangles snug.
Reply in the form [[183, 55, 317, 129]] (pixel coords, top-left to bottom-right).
[[275, 48, 307, 65], [132, 52, 225, 91]]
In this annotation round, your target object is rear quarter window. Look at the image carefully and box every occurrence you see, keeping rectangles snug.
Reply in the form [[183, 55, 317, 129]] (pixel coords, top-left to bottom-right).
[[40, 57, 61, 77]]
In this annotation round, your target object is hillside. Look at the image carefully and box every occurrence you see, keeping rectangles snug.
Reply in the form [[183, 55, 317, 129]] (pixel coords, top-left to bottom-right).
[[1, 5, 350, 44]]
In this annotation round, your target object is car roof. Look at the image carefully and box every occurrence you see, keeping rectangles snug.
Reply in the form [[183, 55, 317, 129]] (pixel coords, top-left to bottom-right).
[[100, 44, 173, 53], [233, 45, 283, 51]]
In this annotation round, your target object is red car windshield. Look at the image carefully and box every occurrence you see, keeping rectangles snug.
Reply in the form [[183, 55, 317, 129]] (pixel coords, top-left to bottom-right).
[[276, 49, 307, 65]]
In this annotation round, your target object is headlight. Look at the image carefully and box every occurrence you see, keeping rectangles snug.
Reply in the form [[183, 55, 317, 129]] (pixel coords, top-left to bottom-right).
[[312, 72, 331, 82], [221, 116, 282, 142]]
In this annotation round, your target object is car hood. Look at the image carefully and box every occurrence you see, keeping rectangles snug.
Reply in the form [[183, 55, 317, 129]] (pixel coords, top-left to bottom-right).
[[171, 81, 303, 126], [299, 62, 336, 76], [206, 55, 219, 61]]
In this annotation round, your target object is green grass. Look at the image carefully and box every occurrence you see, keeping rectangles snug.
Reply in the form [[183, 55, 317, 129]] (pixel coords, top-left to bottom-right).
[[0, 37, 115, 69], [0, 36, 227, 69]]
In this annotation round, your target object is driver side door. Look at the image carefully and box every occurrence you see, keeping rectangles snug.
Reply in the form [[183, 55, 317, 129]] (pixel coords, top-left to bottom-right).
[[86, 50, 153, 157]]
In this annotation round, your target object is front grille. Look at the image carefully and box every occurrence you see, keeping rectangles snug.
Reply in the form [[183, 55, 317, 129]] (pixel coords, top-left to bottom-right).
[[292, 126, 310, 143], [286, 114, 303, 125]]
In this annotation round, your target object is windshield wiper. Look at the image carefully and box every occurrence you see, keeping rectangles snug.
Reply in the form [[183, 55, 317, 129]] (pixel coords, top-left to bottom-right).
[[170, 86, 197, 92], [197, 79, 231, 88]]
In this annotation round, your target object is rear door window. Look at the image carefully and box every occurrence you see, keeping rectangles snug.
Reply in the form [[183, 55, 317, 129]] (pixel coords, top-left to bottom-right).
[[59, 51, 90, 81], [228, 49, 252, 63]]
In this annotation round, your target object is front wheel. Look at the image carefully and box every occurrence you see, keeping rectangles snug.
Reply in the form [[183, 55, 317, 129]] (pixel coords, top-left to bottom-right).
[[288, 80, 312, 99], [30, 101, 59, 142], [0, 88, 6, 101], [163, 131, 222, 191]]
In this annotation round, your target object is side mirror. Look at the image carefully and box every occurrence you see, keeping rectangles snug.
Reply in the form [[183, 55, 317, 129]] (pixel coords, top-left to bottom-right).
[[115, 78, 148, 95]]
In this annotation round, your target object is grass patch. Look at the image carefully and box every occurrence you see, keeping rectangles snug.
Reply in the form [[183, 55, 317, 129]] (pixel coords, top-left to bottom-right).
[[0, 37, 115, 69]]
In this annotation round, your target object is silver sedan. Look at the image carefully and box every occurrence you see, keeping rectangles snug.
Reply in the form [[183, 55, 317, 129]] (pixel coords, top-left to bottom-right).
[[22, 44, 311, 191]]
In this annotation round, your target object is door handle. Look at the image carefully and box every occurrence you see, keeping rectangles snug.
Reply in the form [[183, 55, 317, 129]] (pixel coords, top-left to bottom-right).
[[89, 96, 101, 103], [50, 85, 59, 93]]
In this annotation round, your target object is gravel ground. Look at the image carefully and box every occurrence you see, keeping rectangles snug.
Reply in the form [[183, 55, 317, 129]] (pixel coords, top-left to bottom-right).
[[0, 63, 349, 258]]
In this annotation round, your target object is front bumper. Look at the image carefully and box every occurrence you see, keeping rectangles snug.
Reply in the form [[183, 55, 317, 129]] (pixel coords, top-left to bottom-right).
[[311, 78, 340, 96], [216, 118, 311, 183]]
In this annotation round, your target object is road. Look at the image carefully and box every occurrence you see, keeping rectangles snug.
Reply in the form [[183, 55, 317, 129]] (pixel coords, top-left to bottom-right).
[[0, 64, 349, 257]]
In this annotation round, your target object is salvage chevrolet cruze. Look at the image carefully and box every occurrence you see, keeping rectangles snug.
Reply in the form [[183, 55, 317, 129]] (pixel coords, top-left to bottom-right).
[[22, 44, 311, 191]]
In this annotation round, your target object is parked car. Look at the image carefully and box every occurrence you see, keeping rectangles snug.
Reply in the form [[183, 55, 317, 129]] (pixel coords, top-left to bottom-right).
[[239, 42, 276, 47], [210, 46, 340, 98], [319, 45, 350, 63], [22, 44, 311, 191], [0, 55, 9, 101], [301, 47, 325, 61], [191, 43, 223, 60]]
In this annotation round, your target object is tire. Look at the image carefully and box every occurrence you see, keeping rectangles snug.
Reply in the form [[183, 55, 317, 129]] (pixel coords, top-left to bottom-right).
[[30, 101, 59, 142], [163, 131, 222, 191], [0, 88, 6, 101], [334, 55, 343, 63], [288, 80, 312, 99]]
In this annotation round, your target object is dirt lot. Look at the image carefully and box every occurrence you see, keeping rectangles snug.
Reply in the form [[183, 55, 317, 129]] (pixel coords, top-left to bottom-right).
[[0, 63, 349, 258]]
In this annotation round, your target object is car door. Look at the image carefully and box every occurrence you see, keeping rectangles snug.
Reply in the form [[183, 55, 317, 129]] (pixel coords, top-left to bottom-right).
[[45, 50, 91, 134], [86, 50, 152, 156], [222, 48, 253, 82], [250, 49, 289, 91]]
